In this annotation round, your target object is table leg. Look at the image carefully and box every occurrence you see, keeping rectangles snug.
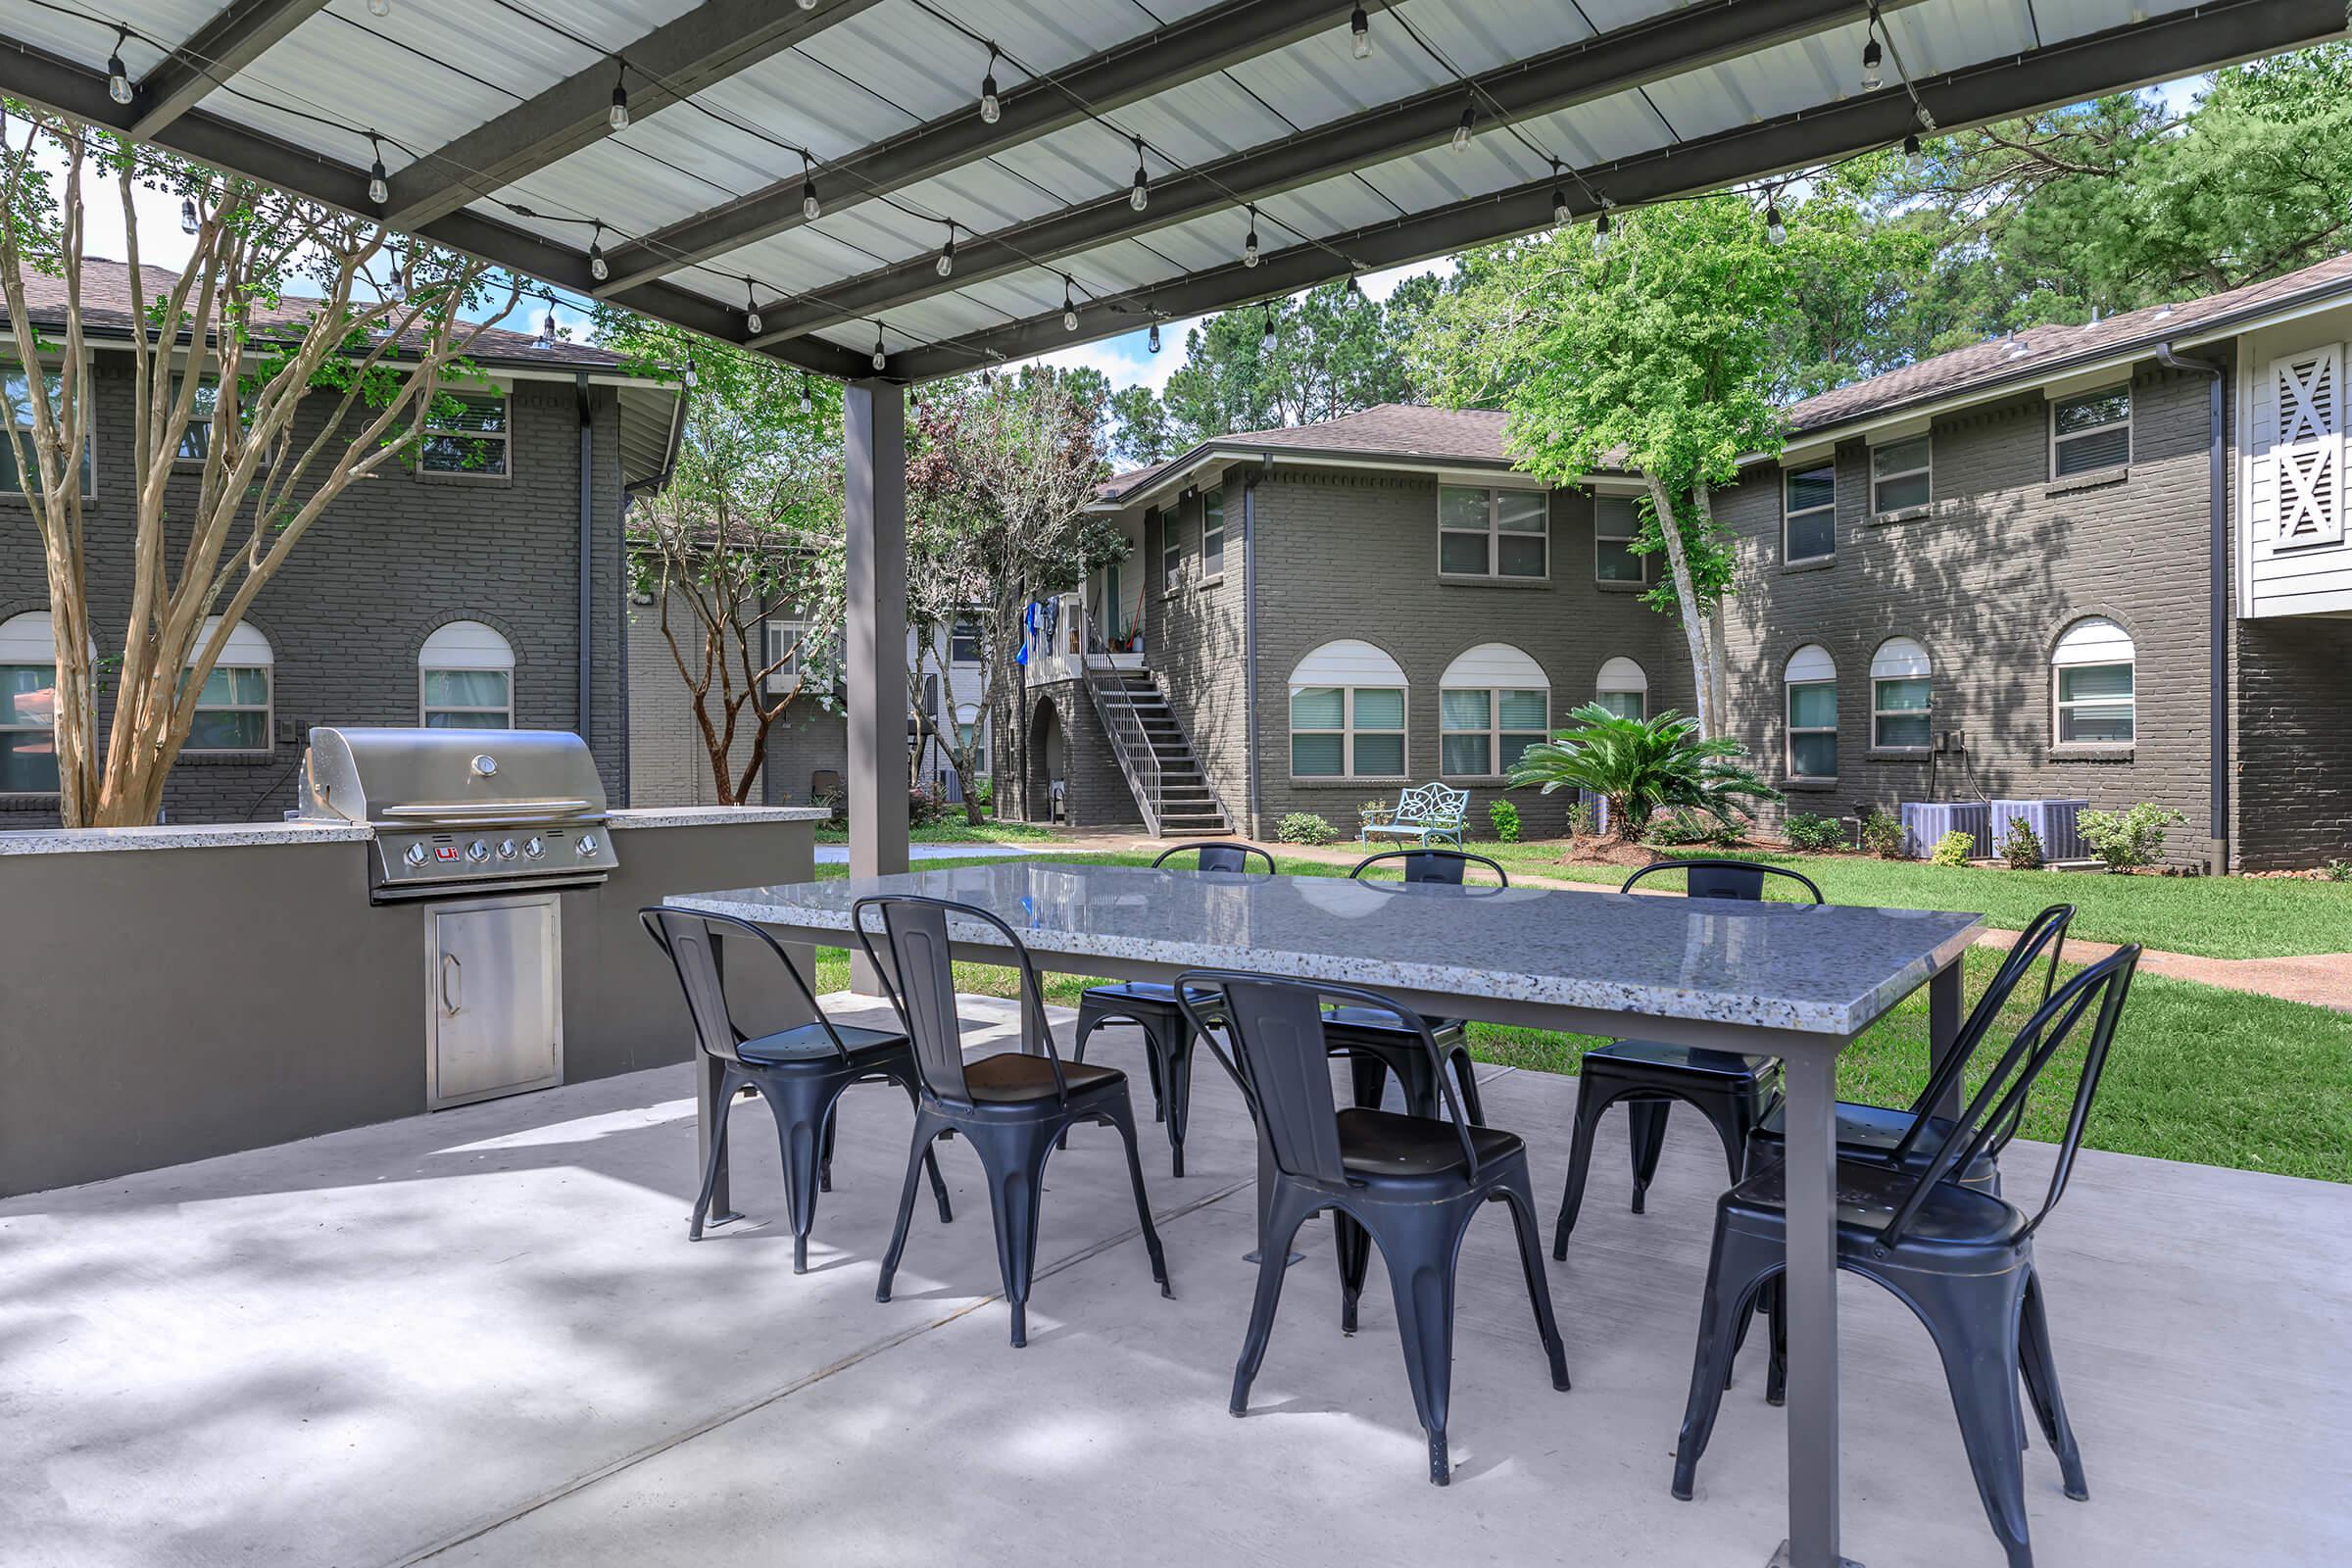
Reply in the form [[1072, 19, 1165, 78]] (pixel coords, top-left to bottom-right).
[[694, 935, 743, 1229], [1777, 1047, 1857, 1568], [1927, 956, 1965, 1123]]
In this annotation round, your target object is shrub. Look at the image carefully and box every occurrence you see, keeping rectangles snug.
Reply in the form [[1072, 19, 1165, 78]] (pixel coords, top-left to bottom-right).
[[1860, 808, 1906, 859], [2002, 816, 2045, 870], [1783, 810, 1842, 852], [2326, 858, 2352, 883], [1276, 811, 1337, 846], [1507, 703, 1779, 843], [2078, 802, 2188, 871], [1566, 797, 1597, 838], [1488, 799, 1521, 843], [1930, 829, 1976, 867]]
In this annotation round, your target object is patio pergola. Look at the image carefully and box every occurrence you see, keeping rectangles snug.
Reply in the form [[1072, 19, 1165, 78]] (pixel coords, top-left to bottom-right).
[[0, 2, 2340, 1562]]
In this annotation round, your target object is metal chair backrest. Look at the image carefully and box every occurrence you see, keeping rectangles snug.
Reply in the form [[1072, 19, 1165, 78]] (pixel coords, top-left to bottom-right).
[[1622, 857, 1825, 905], [1176, 972, 1481, 1185], [1348, 848, 1509, 887], [639, 906, 850, 1065], [1152, 841, 1274, 874], [852, 894, 1065, 1109], [1889, 902, 2075, 1161], [1883, 944, 2140, 1248]]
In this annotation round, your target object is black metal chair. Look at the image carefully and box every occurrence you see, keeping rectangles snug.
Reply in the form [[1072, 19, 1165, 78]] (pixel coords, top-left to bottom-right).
[[1551, 858, 1826, 1257], [1070, 841, 1274, 1176], [640, 907, 952, 1272], [856, 894, 1171, 1348], [1673, 945, 2140, 1568], [1323, 849, 1508, 1125], [1177, 973, 1569, 1487]]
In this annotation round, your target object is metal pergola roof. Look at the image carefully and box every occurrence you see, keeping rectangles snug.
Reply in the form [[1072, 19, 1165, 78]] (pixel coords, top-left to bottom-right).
[[2, 0, 2338, 387]]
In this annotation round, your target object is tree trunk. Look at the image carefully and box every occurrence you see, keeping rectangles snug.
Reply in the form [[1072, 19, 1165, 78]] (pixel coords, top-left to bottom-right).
[[1691, 482, 1733, 733], [1643, 474, 1718, 738]]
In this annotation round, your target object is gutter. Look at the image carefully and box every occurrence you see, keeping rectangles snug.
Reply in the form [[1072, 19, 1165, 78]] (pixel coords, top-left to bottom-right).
[[575, 370, 596, 750], [1243, 467, 1262, 838], [2154, 342, 2229, 874]]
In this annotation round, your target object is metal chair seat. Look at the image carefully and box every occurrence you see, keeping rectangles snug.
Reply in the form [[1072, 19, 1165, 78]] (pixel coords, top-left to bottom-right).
[[1727, 1154, 2028, 1249], [960, 1052, 1127, 1106], [1337, 1107, 1524, 1187], [1587, 1038, 1780, 1085], [1325, 1003, 1465, 1037], [735, 1021, 912, 1066], [1748, 1099, 2001, 1191], [1086, 980, 1217, 1005]]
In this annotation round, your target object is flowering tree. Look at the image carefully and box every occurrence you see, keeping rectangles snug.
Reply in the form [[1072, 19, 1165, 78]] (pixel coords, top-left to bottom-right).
[[0, 112, 517, 826]]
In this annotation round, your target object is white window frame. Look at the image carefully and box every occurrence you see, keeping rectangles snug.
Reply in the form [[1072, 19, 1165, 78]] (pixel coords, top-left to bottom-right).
[[1159, 507, 1184, 594], [2051, 618, 2135, 746], [1290, 685, 1408, 781], [1200, 487, 1225, 581], [418, 620, 514, 728], [0, 611, 60, 793], [1439, 484, 1549, 580], [1784, 644, 1838, 781], [1870, 434, 1933, 515], [183, 617, 273, 755], [1592, 494, 1650, 584], [764, 618, 813, 697], [949, 612, 984, 667], [2051, 385, 2131, 478], [1439, 686, 1548, 779], [1783, 463, 1837, 562], [419, 387, 511, 478], [1594, 655, 1648, 720], [1869, 637, 1933, 753], [3, 356, 94, 498]]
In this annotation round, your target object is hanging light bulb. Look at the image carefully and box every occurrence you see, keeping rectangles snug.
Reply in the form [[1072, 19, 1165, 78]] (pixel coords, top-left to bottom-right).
[[683, 357, 699, 389], [798, 375, 813, 416], [1345, 272, 1363, 298], [744, 278, 762, 337], [368, 0, 390, 15], [1243, 207, 1260, 268], [588, 223, 609, 282], [800, 155, 820, 221], [1451, 100, 1476, 151], [1860, 34, 1883, 91], [537, 307, 558, 348], [797, 0, 817, 10], [387, 247, 405, 299], [1592, 206, 1612, 258], [1129, 138, 1150, 213], [609, 66, 630, 131], [178, 195, 199, 235], [935, 225, 956, 278], [871, 327, 888, 372], [107, 31, 133, 106], [1148, 321, 1161, 354], [1061, 276, 1078, 333], [1549, 160, 1571, 227], [1764, 201, 1787, 247], [1261, 302, 1276, 347], [1903, 129, 1921, 157], [979, 47, 1001, 124], [367, 134, 389, 206], [1350, 4, 1371, 58]]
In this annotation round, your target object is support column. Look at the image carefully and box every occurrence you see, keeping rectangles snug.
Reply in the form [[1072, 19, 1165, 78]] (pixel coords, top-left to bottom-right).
[[845, 378, 908, 992]]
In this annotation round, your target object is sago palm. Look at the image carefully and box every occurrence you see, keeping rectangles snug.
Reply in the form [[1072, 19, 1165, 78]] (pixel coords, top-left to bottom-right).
[[1506, 703, 1780, 843]]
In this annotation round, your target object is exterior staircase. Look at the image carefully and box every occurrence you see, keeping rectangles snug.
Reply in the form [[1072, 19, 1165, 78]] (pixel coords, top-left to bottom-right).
[[1077, 610, 1233, 837]]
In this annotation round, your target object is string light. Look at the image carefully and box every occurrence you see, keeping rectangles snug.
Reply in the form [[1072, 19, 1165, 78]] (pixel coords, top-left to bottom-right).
[[1129, 137, 1150, 212], [609, 65, 630, 131], [587, 222, 609, 281], [979, 47, 1001, 124], [366, 133, 389, 205], [535, 306, 557, 348], [935, 223, 956, 277], [387, 245, 405, 299], [1861, 31, 1884, 91], [1550, 159, 1571, 226], [1903, 130, 1921, 156], [1345, 273, 1362, 297], [1764, 201, 1787, 247], [178, 195, 198, 234], [744, 277, 762, 336], [800, 154, 820, 220], [1592, 205, 1612, 257], [1350, 4, 1371, 58], [797, 0, 816, 11], [1260, 301, 1276, 347], [1451, 100, 1475, 151], [107, 29, 132, 106], [368, 0, 390, 15], [1148, 321, 1160, 353], [1243, 206, 1260, 268], [683, 356, 699, 389], [1061, 276, 1078, 332], [871, 326, 888, 371], [798, 374, 813, 415]]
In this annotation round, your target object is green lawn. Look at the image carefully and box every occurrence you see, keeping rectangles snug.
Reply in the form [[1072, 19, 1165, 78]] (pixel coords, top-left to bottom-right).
[[812, 817, 1059, 845], [801, 854, 2352, 1184]]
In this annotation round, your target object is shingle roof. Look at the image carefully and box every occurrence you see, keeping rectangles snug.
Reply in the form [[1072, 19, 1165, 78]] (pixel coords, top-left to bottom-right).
[[1099, 404, 1512, 501], [0, 258, 632, 369]]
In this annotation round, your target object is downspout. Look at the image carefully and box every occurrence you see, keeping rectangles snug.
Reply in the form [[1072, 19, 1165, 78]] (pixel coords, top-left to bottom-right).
[[1243, 461, 1265, 839], [574, 372, 596, 751], [2155, 343, 2228, 873]]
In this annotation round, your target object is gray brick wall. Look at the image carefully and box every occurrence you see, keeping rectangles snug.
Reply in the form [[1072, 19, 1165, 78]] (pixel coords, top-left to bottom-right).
[[1, 355, 628, 824], [1143, 483, 1250, 829], [2235, 617, 2352, 868]]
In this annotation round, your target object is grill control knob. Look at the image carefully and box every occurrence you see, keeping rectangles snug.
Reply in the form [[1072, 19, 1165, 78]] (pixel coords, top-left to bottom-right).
[[523, 836, 545, 859], [576, 833, 601, 858], [498, 838, 517, 859], [466, 840, 490, 863], [403, 843, 428, 867]]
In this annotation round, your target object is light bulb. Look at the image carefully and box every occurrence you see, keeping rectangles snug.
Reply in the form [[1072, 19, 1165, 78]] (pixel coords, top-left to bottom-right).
[[980, 52, 1000, 124], [1061, 279, 1078, 332], [368, 156, 389, 207], [1350, 5, 1370, 58], [1149, 323, 1162, 353], [1244, 211, 1259, 268], [1346, 273, 1362, 297], [1130, 144, 1150, 213], [108, 48, 133, 107], [1261, 305, 1276, 347], [1451, 103, 1475, 151], [368, 0, 390, 16], [179, 195, 198, 234], [609, 74, 629, 131], [1861, 37, 1883, 91], [935, 232, 955, 277], [799, 379, 813, 416], [871, 332, 888, 372], [1765, 204, 1787, 246], [1551, 185, 1571, 226], [801, 164, 820, 221], [540, 309, 558, 343], [797, 0, 816, 10], [1592, 209, 1611, 257], [683, 360, 699, 389], [588, 234, 609, 282], [1903, 130, 1921, 156], [746, 307, 762, 335]]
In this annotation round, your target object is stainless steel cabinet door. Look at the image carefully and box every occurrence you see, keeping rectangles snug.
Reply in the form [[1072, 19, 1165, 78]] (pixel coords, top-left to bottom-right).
[[425, 895, 563, 1109]]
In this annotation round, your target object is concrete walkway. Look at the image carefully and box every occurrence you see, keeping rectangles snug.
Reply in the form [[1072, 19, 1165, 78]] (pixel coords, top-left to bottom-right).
[[3, 996, 2346, 1568]]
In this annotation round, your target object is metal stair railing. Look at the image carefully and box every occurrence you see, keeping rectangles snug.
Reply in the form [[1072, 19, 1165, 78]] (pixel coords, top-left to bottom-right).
[[1077, 604, 1166, 835]]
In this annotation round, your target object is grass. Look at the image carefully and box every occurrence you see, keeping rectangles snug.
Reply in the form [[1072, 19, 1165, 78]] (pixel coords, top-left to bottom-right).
[[801, 854, 2352, 1184], [811, 816, 1059, 845]]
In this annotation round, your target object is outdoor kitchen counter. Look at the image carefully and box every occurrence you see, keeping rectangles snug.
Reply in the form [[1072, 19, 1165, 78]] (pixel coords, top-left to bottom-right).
[[0, 819, 372, 853]]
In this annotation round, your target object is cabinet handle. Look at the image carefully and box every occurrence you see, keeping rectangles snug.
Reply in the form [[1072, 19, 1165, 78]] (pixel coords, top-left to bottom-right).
[[441, 952, 464, 1015]]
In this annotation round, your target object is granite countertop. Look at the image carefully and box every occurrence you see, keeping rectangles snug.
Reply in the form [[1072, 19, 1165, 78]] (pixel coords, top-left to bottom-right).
[[666, 860, 1983, 1037], [607, 807, 831, 829], [0, 820, 373, 855]]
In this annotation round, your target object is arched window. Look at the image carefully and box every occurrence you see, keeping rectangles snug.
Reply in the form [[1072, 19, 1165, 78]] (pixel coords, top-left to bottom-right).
[[2052, 617, 2134, 744], [1439, 643, 1548, 777], [1594, 657, 1648, 721], [1869, 637, 1932, 752], [186, 617, 273, 752], [1785, 644, 1838, 780], [1289, 639, 1406, 780], [419, 620, 514, 729], [0, 611, 60, 792]]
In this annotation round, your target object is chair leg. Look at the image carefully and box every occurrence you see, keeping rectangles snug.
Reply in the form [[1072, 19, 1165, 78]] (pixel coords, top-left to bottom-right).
[[1923, 1272, 2036, 1568], [2018, 1268, 2088, 1501], [1233, 1181, 1316, 1415], [1154, 1016, 1195, 1178], [1446, 1044, 1487, 1127], [1552, 1074, 1610, 1259], [1763, 1276, 1788, 1407], [1627, 1099, 1671, 1214], [893, 1072, 955, 1225], [760, 1074, 837, 1276], [1396, 1051, 1441, 1120], [1358, 1200, 1469, 1486], [1496, 1172, 1571, 1392], [817, 1102, 838, 1194], [1693, 1089, 1759, 1188], [1103, 1089, 1173, 1298], [875, 1110, 942, 1305], [1673, 1225, 1774, 1499], [972, 1125, 1058, 1348], [688, 1065, 738, 1242], [1336, 1212, 1372, 1335], [1347, 1049, 1389, 1111]]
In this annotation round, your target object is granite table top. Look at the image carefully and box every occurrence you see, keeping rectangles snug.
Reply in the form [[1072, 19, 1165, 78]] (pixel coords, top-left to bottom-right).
[[666, 860, 1984, 1038]]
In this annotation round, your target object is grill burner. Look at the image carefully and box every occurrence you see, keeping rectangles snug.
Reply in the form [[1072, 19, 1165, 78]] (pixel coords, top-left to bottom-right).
[[300, 727, 618, 901]]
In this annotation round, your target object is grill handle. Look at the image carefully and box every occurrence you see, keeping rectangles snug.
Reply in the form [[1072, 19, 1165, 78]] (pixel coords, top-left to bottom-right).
[[381, 800, 596, 822], [441, 952, 464, 1016]]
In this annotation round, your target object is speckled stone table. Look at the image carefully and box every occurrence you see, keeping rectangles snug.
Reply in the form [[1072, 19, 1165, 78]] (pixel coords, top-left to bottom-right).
[[666, 860, 1982, 1568]]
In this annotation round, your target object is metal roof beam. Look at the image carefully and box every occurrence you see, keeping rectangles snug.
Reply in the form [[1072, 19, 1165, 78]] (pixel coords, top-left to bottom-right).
[[0, 38, 871, 381], [885, 0, 2337, 382], [595, 0, 1360, 296], [381, 0, 886, 232], [126, 0, 331, 143], [742, 0, 1916, 346]]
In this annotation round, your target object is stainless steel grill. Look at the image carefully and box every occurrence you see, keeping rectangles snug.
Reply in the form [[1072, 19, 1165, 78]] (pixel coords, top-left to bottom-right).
[[300, 726, 619, 902]]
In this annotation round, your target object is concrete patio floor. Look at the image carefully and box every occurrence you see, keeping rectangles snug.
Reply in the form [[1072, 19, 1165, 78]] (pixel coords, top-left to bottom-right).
[[4, 997, 2347, 1568]]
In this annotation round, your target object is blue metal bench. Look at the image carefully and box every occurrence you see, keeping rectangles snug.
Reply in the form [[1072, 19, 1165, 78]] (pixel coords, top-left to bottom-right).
[[1359, 784, 1469, 848]]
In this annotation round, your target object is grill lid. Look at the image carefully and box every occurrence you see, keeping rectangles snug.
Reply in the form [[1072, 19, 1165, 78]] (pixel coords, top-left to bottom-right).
[[303, 727, 610, 827]]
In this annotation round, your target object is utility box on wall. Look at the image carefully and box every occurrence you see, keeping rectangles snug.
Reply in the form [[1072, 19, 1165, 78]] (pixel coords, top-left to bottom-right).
[[1900, 802, 1991, 859]]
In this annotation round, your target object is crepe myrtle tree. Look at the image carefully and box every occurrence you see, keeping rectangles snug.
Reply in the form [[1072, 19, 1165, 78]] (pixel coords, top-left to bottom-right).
[[0, 111, 520, 827], [906, 367, 1122, 822], [604, 315, 847, 805]]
